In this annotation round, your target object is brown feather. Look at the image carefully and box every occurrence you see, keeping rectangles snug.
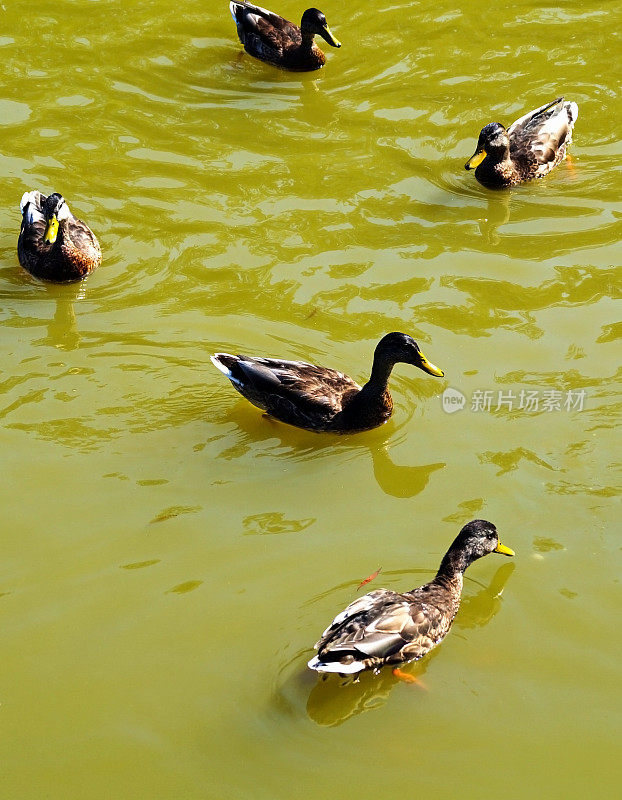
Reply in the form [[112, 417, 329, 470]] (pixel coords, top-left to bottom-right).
[[309, 520, 513, 676], [468, 98, 578, 187], [17, 191, 101, 282], [230, 2, 334, 71], [212, 333, 443, 433]]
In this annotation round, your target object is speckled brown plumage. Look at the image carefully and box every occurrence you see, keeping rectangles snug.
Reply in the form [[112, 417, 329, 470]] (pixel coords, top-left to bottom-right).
[[18, 190, 101, 282], [229, 2, 341, 71], [211, 332, 443, 433], [308, 520, 515, 676], [465, 97, 579, 188]]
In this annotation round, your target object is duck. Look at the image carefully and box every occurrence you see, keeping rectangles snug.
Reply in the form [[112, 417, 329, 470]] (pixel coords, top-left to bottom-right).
[[308, 520, 514, 678], [229, 2, 341, 71], [18, 191, 102, 282], [465, 97, 579, 187], [211, 332, 444, 433]]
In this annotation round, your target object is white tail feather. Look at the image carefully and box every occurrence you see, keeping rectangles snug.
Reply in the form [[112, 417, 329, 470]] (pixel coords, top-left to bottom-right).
[[211, 353, 235, 378], [307, 656, 366, 674], [20, 190, 37, 213], [20, 190, 44, 224]]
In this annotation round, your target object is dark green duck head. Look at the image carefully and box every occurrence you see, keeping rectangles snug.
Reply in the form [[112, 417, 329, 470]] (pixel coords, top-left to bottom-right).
[[438, 519, 514, 578], [373, 332, 444, 378], [465, 122, 510, 171], [301, 8, 341, 48]]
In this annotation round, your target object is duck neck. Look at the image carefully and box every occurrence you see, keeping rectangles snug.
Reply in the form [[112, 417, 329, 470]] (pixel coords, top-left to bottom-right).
[[482, 145, 511, 174], [300, 31, 315, 51], [361, 353, 395, 399], [435, 548, 469, 588]]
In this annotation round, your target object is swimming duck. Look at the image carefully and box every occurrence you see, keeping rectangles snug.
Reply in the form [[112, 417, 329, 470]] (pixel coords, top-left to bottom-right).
[[211, 332, 444, 433], [18, 191, 101, 282], [229, 2, 341, 71], [308, 520, 514, 677], [465, 97, 578, 187]]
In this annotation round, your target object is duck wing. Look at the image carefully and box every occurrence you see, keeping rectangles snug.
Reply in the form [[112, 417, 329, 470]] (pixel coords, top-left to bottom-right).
[[230, 2, 300, 55], [214, 353, 360, 417], [312, 588, 448, 671], [509, 98, 578, 175], [63, 216, 101, 257]]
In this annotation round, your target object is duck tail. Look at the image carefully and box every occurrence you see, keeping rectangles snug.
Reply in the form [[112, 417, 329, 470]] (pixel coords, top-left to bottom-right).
[[20, 190, 37, 214], [230, 1, 253, 24], [543, 97, 564, 114], [19, 191, 44, 224], [211, 353, 237, 378], [307, 655, 366, 675]]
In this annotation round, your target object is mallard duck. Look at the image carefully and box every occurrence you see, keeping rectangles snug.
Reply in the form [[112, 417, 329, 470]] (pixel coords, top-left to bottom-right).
[[229, 2, 341, 71], [18, 191, 101, 282], [465, 97, 579, 187], [211, 332, 444, 433], [308, 520, 514, 677]]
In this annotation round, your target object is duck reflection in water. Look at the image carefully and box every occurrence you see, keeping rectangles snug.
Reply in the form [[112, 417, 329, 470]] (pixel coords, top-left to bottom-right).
[[478, 190, 511, 246], [305, 560, 515, 727], [216, 401, 445, 500], [36, 280, 89, 352], [370, 445, 444, 499]]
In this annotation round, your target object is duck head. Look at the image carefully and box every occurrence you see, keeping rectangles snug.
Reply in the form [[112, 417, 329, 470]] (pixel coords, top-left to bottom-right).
[[465, 122, 510, 171], [439, 520, 514, 577], [301, 8, 341, 48], [375, 332, 444, 377]]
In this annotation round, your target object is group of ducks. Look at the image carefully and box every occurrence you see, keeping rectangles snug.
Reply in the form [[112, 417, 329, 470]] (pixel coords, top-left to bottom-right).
[[17, 4, 579, 284], [212, 335, 515, 679], [16, 2, 586, 681], [228, 1, 578, 188]]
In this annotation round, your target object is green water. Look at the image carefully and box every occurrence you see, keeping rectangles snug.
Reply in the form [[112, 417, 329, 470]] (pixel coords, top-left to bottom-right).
[[1, 0, 620, 797]]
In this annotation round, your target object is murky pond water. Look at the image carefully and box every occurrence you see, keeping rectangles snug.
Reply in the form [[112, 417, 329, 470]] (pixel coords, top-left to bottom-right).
[[1, 1, 619, 797]]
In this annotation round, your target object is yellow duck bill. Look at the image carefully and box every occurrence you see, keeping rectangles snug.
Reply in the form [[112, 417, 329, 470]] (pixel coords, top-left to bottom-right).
[[419, 353, 444, 377], [43, 216, 59, 244], [322, 24, 341, 48], [494, 541, 515, 557], [465, 149, 487, 170]]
